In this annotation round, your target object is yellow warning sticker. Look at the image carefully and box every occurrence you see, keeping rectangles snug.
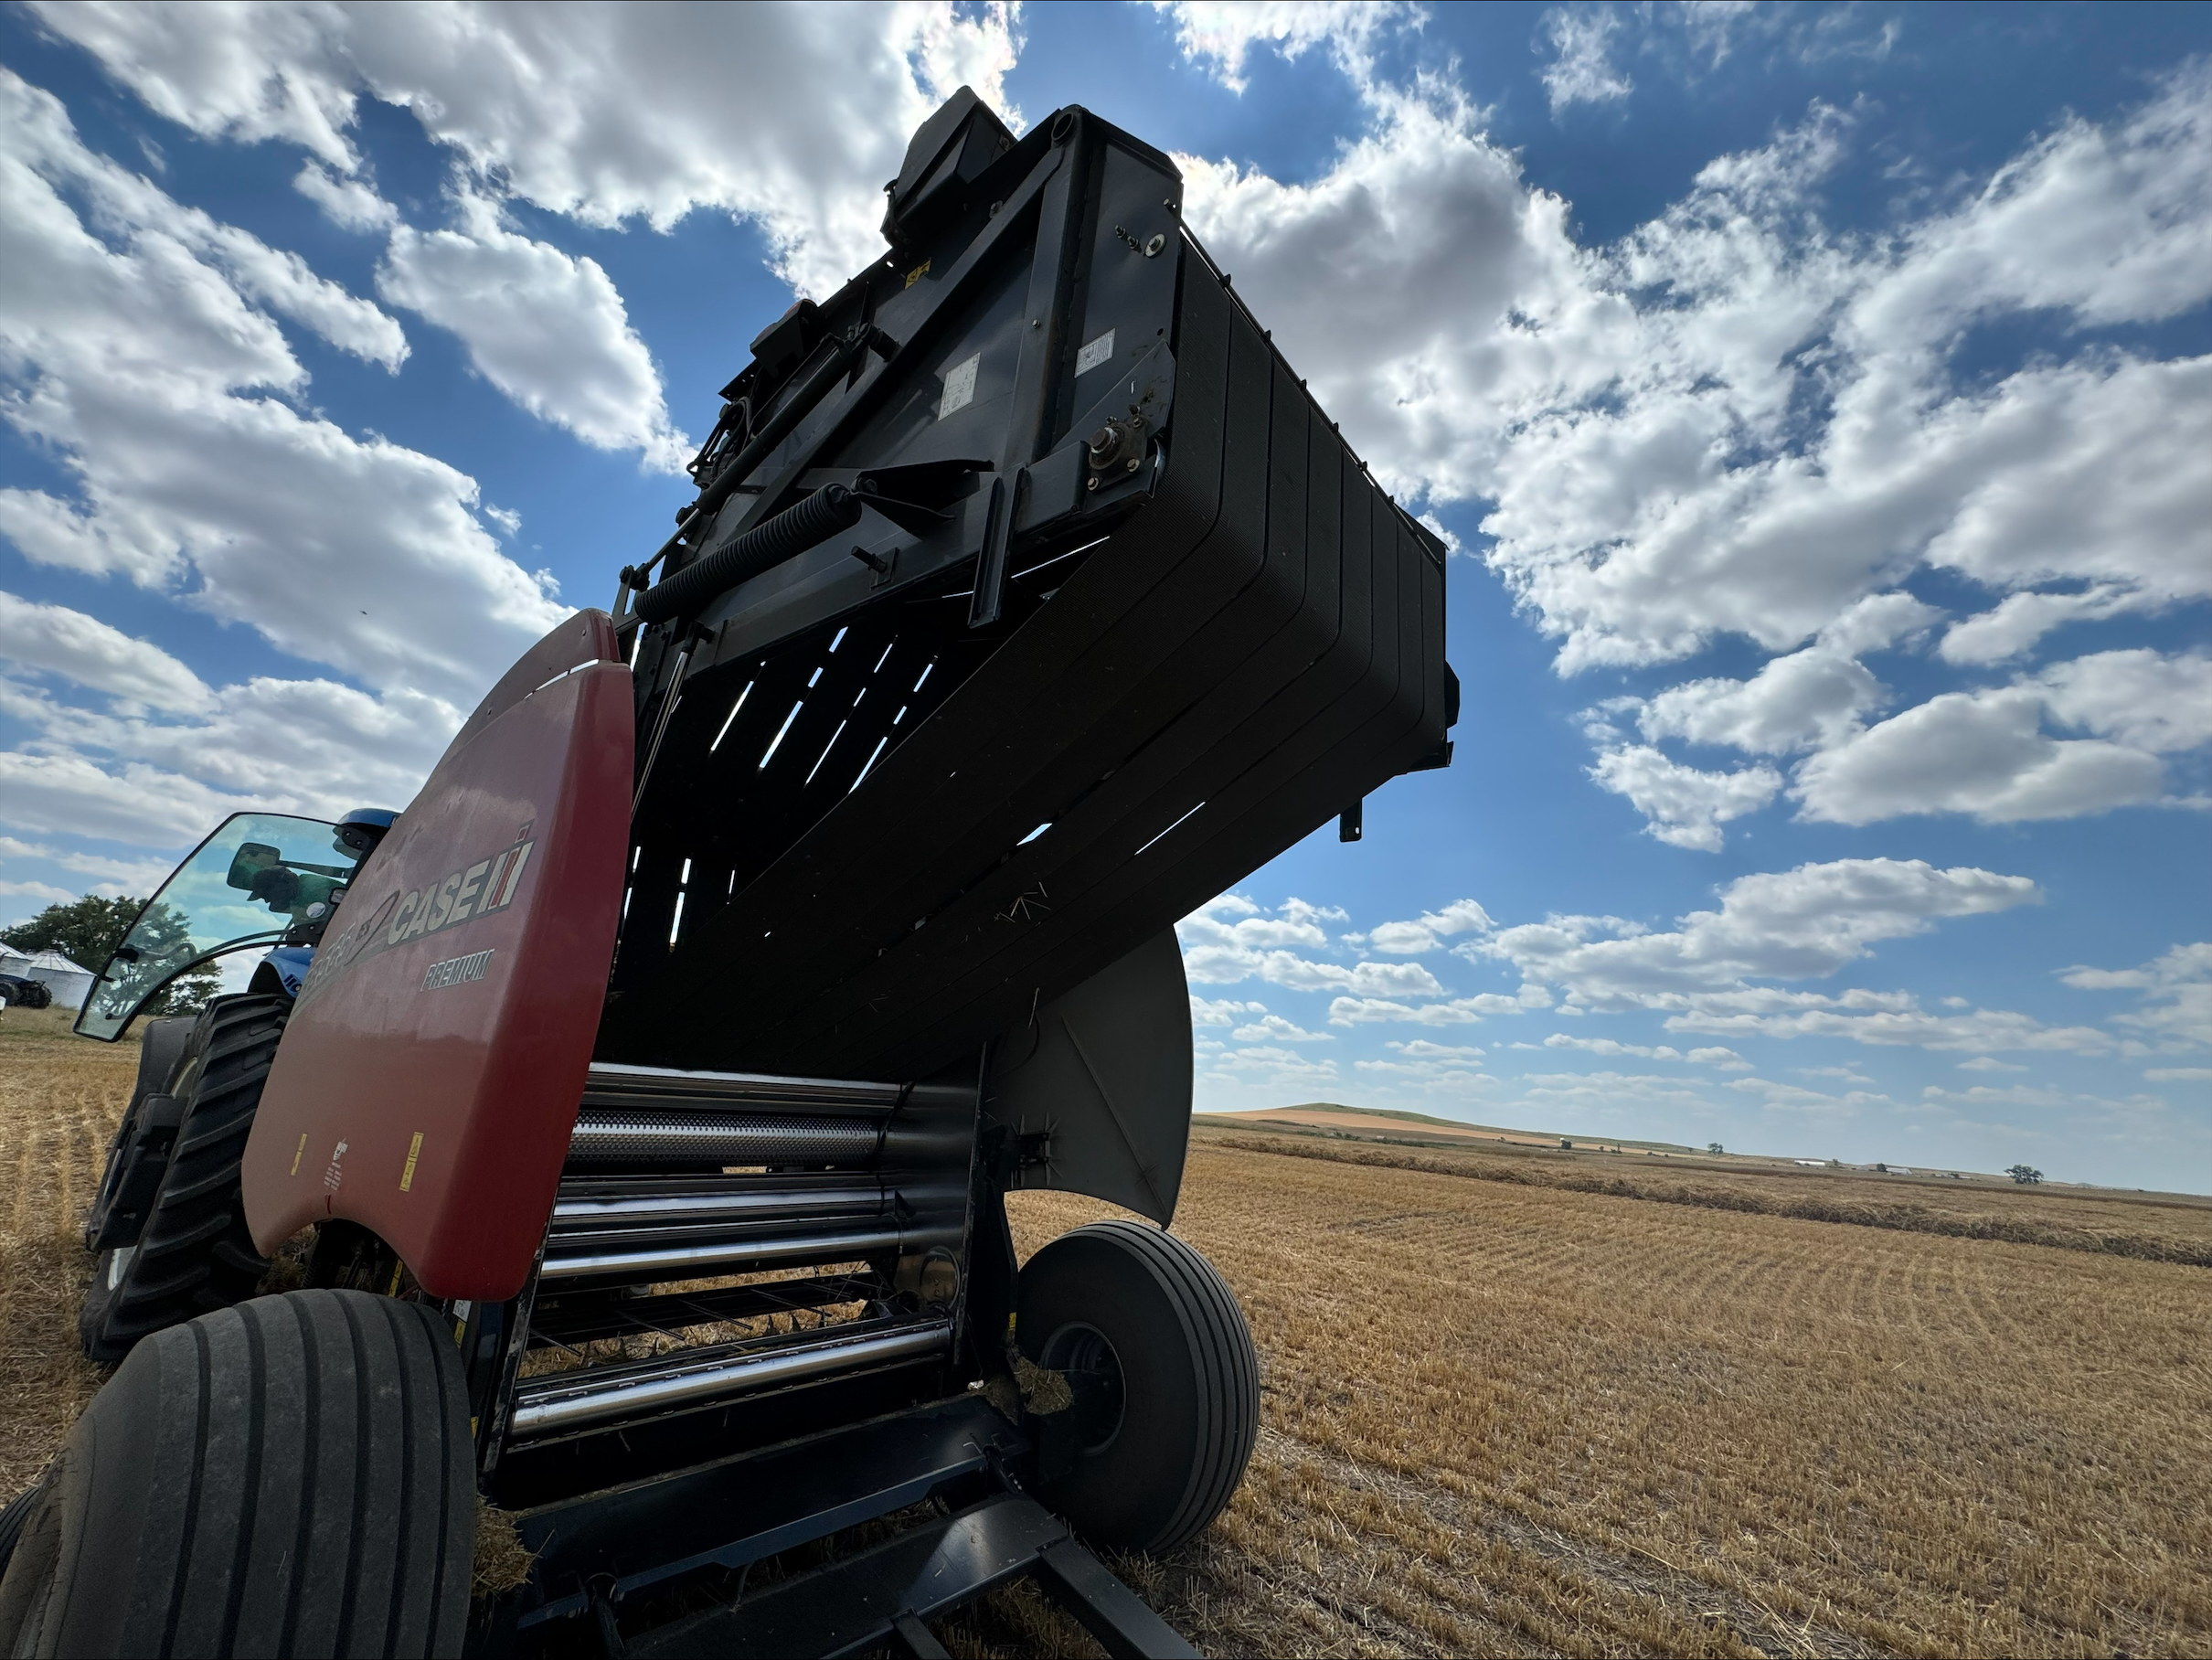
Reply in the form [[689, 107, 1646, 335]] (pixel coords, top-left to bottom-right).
[[290, 1133, 307, 1176], [905, 260, 931, 289], [399, 1130, 424, 1192]]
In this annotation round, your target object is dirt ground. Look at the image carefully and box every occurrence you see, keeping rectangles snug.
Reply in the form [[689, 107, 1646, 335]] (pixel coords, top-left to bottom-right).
[[0, 1005, 121, 1498], [973, 1134, 2212, 1658], [1194, 1119, 2212, 1268], [5, 1006, 2207, 1656]]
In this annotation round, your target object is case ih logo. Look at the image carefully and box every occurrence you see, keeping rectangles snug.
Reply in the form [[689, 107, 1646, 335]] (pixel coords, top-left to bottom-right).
[[298, 832, 534, 1004], [383, 840, 533, 946]]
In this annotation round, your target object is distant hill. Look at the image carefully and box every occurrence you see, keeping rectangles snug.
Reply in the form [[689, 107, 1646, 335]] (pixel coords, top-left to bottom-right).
[[1203, 1101, 1701, 1155], [1272, 1102, 1486, 1130]]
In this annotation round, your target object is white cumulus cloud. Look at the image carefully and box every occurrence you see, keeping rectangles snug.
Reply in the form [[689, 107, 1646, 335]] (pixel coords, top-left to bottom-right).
[[1367, 897, 1494, 954], [1159, 1, 1417, 93], [2061, 943, 2211, 1050], [1177, 58, 2212, 848], [1792, 686, 2167, 826], [0, 591, 211, 711], [1454, 858, 2114, 1053], [1177, 893, 1438, 995], [378, 190, 689, 470], [1537, 6, 1632, 114], [0, 68, 566, 705], [1541, 1033, 1681, 1059], [1585, 743, 1781, 851], [1476, 857, 2042, 1002], [37, 0, 1025, 298], [1231, 1014, 1335, 1044], [1686, 1046, 1752, 1070], [0, 668, 462, 848]]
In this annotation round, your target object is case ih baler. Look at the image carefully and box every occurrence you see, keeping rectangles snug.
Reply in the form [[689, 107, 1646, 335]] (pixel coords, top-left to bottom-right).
[[0, 92, 1452, 1657]]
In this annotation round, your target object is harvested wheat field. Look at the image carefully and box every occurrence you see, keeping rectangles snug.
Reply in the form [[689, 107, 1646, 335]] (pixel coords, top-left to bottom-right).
[[980, 1130, 2212, 1659], [5, 1007, 2207, 1657], [0, 1006, 120, 1499]]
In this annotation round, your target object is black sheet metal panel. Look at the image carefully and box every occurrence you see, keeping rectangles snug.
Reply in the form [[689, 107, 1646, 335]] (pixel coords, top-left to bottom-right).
[[983, 929, 1192, 1226], [623, 1496, 1059, 1657], [506, 1394, 1026, 1626], [603, 98, 1449, 1081], [626, 1494, 1198, 1660]]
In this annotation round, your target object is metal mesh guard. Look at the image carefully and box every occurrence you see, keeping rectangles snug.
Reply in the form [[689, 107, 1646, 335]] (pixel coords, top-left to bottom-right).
[[565, 1110, 882, 1168]]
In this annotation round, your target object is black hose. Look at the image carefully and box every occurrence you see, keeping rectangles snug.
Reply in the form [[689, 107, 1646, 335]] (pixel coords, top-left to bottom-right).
[[635, 484, 865, 624]]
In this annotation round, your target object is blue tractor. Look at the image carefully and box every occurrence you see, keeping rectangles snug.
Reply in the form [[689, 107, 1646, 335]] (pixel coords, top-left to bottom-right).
[[72, 807, 396, 1359]]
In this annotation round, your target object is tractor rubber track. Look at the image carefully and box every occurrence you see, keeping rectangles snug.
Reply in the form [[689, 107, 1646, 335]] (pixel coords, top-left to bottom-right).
[[80, 995, 286, 1363]]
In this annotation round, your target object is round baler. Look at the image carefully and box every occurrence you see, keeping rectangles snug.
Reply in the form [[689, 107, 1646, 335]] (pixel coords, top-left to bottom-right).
[[1, 87, 1452, 1659]]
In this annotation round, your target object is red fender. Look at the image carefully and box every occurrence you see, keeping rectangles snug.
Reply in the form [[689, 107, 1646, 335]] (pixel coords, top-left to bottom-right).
[[243, 612, 633, 1299]]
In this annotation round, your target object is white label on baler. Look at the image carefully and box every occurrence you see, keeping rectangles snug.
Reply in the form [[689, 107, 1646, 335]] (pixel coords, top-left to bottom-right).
[[1075, 329, 1115, 376], [939, 353, 980, 419]]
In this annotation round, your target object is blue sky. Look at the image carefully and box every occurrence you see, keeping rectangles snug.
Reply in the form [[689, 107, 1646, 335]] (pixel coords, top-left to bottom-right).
[[0, 2, 2206, 1187]]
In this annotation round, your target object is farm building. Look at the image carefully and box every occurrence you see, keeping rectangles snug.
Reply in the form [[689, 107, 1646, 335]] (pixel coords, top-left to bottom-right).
[[5, 947, 95, 1009]]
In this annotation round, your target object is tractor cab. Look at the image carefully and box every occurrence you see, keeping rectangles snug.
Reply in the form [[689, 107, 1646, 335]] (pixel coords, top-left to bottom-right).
[[74, 806, 396, 1039]]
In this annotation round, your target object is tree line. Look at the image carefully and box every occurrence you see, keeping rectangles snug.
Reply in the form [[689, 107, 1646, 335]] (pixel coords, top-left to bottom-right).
[[2, 894, 222, 1016]]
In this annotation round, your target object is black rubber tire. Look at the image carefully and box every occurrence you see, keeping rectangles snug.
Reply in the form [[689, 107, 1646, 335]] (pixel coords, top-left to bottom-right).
[[82, 1016, 195, 1251], [0, 1290, 476, 1657], [0, 1476, 42, 1583], [79, 996, 286, 1363], [1018, 1220, 1259, 1555]]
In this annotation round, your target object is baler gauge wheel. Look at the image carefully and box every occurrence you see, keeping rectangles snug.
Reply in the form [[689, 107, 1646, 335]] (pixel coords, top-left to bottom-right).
[[1017, 1221, 1258, 1556], [1036, 1321, 1126, 1454]]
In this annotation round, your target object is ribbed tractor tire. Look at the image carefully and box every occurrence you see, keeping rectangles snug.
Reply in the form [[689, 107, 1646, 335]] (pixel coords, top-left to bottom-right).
[[81, 1016, 195, 1252], [0, 1478, 39, 1581], [0, 1290, 477, 1657], [1017, 1221, 1259, 1555], [79, 995, 287, 1363]]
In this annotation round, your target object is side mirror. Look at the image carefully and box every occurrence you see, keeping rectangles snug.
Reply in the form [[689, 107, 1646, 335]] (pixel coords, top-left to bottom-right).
[[227, 842, 283, 891]]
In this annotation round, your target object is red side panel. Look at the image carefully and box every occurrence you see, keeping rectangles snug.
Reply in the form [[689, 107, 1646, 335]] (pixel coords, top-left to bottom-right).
[[447, 610, 622, 755], [243, 612, 632, 1300]]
